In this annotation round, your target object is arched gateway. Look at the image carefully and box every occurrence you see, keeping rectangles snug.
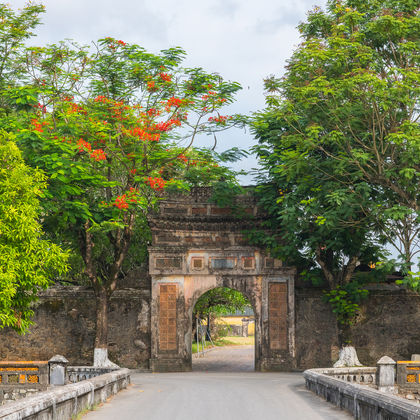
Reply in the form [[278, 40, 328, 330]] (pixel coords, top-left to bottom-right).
[[148, 188, 296, 372]]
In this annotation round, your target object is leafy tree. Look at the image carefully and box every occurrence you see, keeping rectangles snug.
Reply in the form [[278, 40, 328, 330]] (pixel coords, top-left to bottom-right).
[[0, 3, 45, 93], [15, 37, 242, 365], [250, 148, 381, 342], [193, 287, 249, 340], [250, 0, 420, 345], [0, 132, 67, 333], [252, 103, 385, 342], [267, 0, 419, 270]]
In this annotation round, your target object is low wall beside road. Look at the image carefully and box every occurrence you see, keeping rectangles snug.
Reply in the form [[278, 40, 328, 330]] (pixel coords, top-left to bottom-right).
[[0, 368, 130, 420], [0, 361, 49, 405], [304, 368, 420, 419]]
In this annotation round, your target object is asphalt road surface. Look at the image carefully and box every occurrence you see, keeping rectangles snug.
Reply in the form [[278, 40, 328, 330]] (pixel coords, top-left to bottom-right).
[[193, 344, 255, 372], [83, 346, 351, 420]]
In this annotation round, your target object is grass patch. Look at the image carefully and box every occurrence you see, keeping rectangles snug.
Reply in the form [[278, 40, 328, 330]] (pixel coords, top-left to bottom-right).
[[192, 335, 254, 352], [216, 336, 255, 346], [71, 403, 100, 420], [192, 341, 214, 353]]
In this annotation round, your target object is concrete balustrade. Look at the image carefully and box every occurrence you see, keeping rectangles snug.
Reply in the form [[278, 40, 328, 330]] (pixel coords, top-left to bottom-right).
[[304, 367, 420, 419], [0, 355, 120, 405], [0, 368, 130, 419], [0, 361, 49, 404]]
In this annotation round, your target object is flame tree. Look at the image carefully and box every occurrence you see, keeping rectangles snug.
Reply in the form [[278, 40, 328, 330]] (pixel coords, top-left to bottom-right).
[[14, 37, 242, 366]]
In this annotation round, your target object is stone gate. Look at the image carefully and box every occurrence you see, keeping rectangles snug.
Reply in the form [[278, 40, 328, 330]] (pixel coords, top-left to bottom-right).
[[148, 188, 296, 372]]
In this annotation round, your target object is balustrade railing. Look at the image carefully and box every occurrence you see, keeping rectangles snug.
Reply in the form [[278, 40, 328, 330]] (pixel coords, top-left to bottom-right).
[[0, 361, 49, 405], [67, 366, 117, 383], [0, 356, 118, 405], [397, 361, 420, 391], [0, 361, 48, 386], [313, 367, 377, 385]]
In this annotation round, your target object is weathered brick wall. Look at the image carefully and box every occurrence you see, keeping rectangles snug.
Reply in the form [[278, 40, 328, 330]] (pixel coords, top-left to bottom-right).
[[0, 283, 151, 369], [295, 285, 420, 369], [1, 283, 419, 370], [351, 285, 420, 365], [295, 288, 338, 369]]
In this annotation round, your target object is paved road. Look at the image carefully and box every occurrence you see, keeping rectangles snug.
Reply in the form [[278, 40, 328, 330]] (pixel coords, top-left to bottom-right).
[[192, 345, 255, 371], [83, 347, 351, 420]]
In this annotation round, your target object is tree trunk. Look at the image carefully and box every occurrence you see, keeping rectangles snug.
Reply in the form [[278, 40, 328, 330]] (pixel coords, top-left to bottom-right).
[[337, 322, 351, 348], [95, 288, 108, 349], [341, 255, 359, 285], [334, 321, 362, 367], [333, 345, 363, 367], [315, 247, 336, 289], [402, 236, 412, 273], [93, 288, 119, 368]]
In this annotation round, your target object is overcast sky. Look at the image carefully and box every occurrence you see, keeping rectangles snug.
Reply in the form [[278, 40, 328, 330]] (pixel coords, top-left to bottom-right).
[[12, 0, 327, 182]]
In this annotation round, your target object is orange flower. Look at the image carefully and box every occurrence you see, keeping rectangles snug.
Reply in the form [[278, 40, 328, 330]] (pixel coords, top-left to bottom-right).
[[159, 73, 172, 82], [90, 149, 107, 161], [77, 138, 92, 152], [30, 119, 45, 132], [147, 177, 166, 190], [208, 115, 232, 124], [95, 95, 110, 103], [147, 81, 156, 91], [113, 194, 129, 209], [177, 154, 188, 163], [152, 119, 181, 132], [129, 127, 160, 141]]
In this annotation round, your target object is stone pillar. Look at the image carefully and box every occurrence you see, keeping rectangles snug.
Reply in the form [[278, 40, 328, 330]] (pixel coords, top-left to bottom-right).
[[376, 356, 396, 393], [48, 355, 69, 386], [258, 274, 296, 371], [150, 279, 188, 372], [241, 318, 250, 337]]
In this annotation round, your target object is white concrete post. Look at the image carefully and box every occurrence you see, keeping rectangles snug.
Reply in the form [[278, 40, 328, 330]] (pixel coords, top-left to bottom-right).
[[376, 356, 396, 393], [48, 355, 69, 386]]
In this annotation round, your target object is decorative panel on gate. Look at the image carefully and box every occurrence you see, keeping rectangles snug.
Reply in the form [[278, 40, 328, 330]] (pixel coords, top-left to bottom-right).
[[268, 283, 287, 350], [159, 284, 177, 351]]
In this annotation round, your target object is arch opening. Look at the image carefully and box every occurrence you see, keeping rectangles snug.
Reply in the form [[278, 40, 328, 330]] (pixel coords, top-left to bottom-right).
[[191, 287, 256, 372]]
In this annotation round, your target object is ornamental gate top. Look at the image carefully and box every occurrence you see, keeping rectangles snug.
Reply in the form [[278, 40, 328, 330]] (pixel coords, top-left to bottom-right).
[[148, 187, 288, 277]]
